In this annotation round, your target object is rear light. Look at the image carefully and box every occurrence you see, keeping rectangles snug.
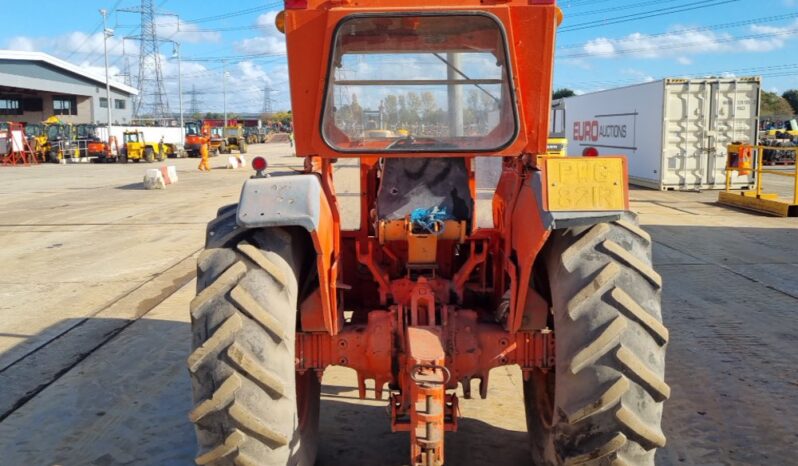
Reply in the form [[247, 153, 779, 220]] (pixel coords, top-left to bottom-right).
[[252, 156, 268, 172], [275, 11, 286, 33], [284, 0, 307, 9], [582, 147, 599, 157]]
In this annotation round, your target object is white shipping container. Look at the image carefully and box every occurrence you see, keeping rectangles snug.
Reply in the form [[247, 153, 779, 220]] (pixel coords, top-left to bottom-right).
[[96, 126, 185, 146], [552, 77, 759, 190]]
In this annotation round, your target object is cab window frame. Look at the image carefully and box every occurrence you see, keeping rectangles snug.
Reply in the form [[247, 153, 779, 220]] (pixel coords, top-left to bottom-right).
[[319, 11, 519, 155]]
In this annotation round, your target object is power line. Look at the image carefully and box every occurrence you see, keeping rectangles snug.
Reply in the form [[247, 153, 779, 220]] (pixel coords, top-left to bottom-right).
[[559, 0, 623, 8], [556, 13, 798, 50], [120, 0, 171, 120], [181, 52, 286, 63], [155, 2, 282, 27], [557, 62, 798, 90], [559, 0, 741, 33], [262, 85, 273, 114], [557, 27, 798, 59], [64, 0, 125, 61], [566, 0, 685, 18], [188, 84, 202, 114]]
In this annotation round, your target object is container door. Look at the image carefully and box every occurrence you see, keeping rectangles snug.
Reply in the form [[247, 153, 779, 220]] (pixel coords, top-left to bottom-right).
[[662, 81, 713, 189], [707, 80, 757, 188]]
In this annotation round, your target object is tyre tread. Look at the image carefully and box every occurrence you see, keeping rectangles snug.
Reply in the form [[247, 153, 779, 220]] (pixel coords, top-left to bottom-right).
[[527, 216, 667, 465]]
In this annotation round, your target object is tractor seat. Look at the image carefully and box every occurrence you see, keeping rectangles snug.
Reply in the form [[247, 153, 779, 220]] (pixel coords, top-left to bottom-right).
[[376, 157, 473, 222]]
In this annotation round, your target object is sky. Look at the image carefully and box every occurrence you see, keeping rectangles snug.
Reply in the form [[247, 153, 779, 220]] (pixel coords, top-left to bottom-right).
[[2, 0, 798, 115]]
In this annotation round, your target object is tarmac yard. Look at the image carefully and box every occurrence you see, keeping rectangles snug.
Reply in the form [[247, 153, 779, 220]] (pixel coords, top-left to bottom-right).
[[0, 143, 797, 465]]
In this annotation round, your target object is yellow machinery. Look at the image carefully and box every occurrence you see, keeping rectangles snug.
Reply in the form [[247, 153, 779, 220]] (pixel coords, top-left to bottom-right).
[[120, 130, 177, 163], [221, 124, 248, 154], [36, 116, 76, 162], [208, 127, 224, 155], [718, 143, 798, 216], [546, 136, 567, 157], [24, 123, 47, 161]]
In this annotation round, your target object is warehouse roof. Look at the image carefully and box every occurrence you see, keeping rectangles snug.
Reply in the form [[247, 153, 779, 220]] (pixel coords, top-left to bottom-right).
[[0, 49, 138, 95]]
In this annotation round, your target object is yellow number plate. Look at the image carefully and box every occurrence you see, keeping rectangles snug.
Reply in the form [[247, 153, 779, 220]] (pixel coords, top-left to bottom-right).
[[545, 157, 626, 211]]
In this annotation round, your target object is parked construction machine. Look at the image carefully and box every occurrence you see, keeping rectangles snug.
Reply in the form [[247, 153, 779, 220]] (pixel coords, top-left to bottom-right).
[[209, 126, 226, 155], [188, 1, 668, 465], [120, 130, 177, 162], [43, 119, 76, 162], [74, 123, 98, 158], [24, 123, 47, 161], [221, 124, 248, 154], [245, 126, 270, 144], [185, 121, 210, 158]]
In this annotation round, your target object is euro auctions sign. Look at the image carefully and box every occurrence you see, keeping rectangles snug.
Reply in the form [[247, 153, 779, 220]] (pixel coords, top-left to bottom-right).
[[571, 113, 637, 152]]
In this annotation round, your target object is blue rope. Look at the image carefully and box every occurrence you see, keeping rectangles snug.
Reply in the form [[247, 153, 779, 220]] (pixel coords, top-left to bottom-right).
[[409, 206, 452, 234]]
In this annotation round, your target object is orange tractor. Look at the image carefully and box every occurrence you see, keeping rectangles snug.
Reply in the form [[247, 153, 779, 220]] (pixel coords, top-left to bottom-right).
[[188, 1, 668, 465], [185, 121, 210, 158]]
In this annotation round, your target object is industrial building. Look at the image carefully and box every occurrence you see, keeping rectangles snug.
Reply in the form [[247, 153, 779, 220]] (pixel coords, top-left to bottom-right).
[[0, 50, 137, 125]]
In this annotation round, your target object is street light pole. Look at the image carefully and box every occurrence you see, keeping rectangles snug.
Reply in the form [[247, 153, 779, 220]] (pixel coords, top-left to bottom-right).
[[223, 60, 228, 128], [173, 42, 184, 141], [100, 9, 113, 132]]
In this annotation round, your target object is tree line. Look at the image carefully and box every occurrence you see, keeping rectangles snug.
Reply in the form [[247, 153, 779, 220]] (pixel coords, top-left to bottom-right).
[[334, 90, 499, 134]]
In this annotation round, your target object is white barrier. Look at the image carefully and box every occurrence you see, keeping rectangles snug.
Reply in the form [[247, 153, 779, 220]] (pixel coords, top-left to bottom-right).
[[143, 169, 166, 190], [167, 165, 178, 183], [226, 155, 246, 169], [159, 165, 178, 184]]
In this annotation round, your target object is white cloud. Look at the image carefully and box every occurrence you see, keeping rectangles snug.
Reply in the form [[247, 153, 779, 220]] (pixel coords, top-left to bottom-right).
[[621, 68, 654, 82], [7, 36, 36, 52], [560, 58, 592, 70], [580, 29, 732, 59], [256, 11, 280, 29], [738, 21, 798, 52], [5, 31, 125, 57], [234, 11, 286, 55], [583, 38, 615, 56], [574, 19, 798, 60], [234, 36, 285, 55], [155, 16, 220, 44], [77, 61, 121, 80]]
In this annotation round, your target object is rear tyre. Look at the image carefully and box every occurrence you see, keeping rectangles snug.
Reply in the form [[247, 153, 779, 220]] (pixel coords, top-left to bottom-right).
[[188, 211, 320, 466], [524, 214, 668, 465], [145, 147, 155, 163]]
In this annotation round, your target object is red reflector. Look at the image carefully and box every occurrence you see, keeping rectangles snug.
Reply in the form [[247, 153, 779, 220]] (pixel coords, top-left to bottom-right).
[[582, 147, 599, 157], [252, 156, 268, 171], [285, 0, 307, 9]]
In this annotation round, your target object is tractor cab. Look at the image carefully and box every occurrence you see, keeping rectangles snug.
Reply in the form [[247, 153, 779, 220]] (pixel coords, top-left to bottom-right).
[[44, 123, 75, 162], [322, 14, 516, 154], [185, 121, 201, 136], [184, 121, 207, 157], [123, 131, 142, 144], [24, 123, 43, 139], [75, 124, 98, 141], [46, 123, 72, 142]]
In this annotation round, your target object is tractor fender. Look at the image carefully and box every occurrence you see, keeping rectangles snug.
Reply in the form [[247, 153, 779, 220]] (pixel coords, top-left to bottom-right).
[[237, 174, 324, 231], [237, 173, 340, 335]]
